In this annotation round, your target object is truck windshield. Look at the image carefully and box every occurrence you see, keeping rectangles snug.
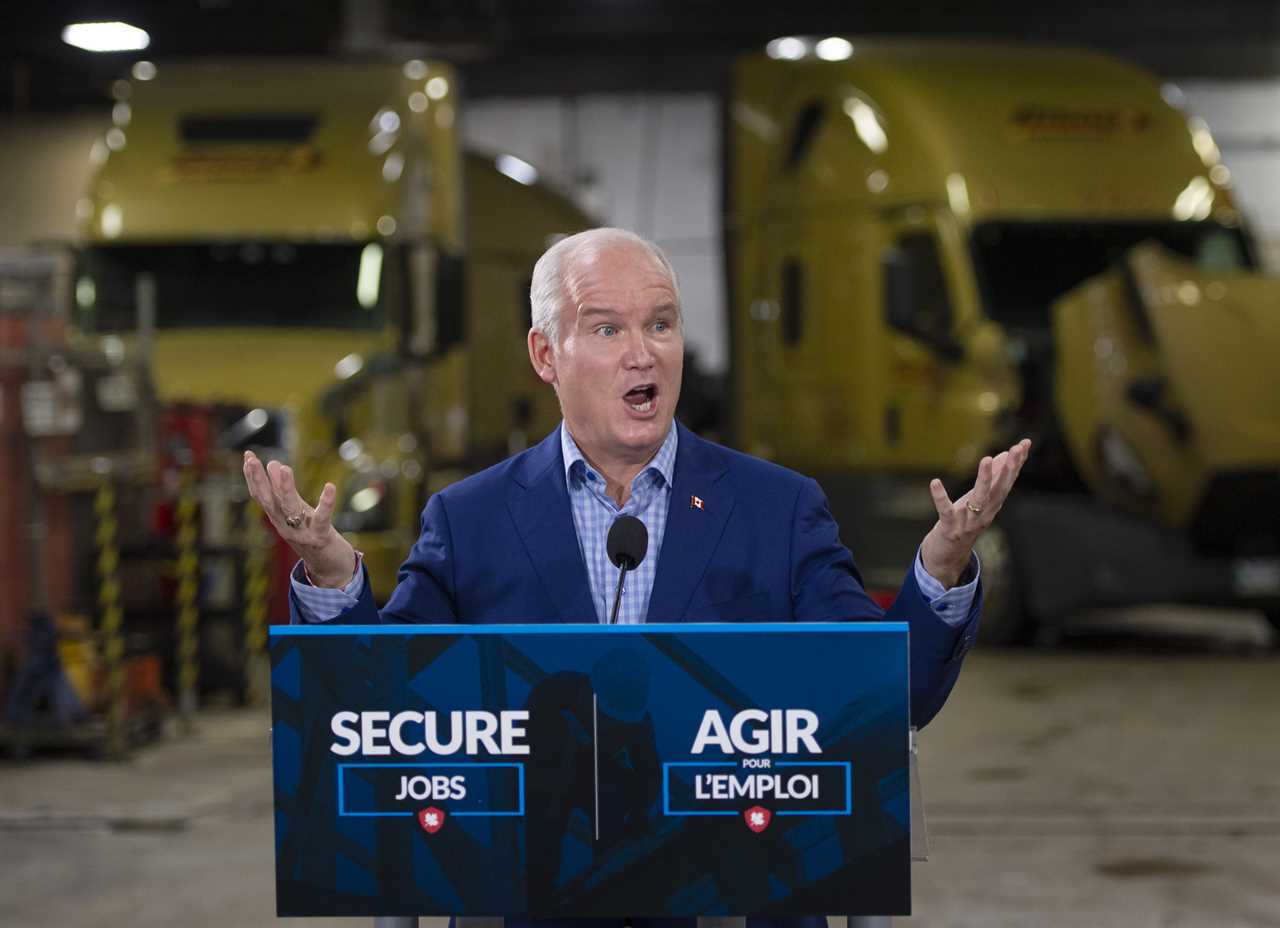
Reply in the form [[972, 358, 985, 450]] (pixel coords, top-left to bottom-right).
[[73, 242, 387, 332], [970, 221, 1254, 329]]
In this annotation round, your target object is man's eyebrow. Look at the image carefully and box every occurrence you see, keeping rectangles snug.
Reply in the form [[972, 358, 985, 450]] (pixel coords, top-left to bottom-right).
[[575, 303, 679, 323], [576, 306, 622, 324]]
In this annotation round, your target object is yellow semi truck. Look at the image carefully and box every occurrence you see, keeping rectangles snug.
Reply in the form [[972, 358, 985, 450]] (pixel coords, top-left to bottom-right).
[[728, 41, 1280, 641], [73, 59, 590, 604]]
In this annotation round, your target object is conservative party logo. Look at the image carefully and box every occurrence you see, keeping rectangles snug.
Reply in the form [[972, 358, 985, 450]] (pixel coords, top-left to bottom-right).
[[417, 806, 446, 834], [744, 806, 772, 833]]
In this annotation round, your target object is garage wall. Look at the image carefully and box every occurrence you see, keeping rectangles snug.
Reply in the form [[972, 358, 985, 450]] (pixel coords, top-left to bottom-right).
[[465, 94, 727, 371], [0, 113, 102, 251]]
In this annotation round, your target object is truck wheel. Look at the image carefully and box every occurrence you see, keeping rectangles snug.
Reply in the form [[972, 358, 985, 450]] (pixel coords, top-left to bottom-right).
[[972, 523, 1033, 646]]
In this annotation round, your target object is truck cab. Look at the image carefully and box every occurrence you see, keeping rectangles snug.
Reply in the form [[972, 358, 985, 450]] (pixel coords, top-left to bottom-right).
[[74, 59, 592, 606], [728, 41, 1278, 639]]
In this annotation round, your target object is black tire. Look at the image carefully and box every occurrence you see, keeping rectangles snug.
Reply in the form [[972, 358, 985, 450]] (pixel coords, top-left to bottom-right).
[[973, 522, 1035, 646], [1265, 610, 1280, 639]]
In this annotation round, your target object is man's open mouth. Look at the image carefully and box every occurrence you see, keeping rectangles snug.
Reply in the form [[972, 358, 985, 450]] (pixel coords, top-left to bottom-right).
[[624, 384, 657, 413]]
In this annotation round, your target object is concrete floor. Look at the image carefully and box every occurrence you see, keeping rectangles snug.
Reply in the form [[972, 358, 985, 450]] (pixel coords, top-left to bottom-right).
[[1, 606, 1277, 928]]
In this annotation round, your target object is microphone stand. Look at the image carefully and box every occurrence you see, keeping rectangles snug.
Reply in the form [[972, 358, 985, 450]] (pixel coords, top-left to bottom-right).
[[609, 558, 635, 624]]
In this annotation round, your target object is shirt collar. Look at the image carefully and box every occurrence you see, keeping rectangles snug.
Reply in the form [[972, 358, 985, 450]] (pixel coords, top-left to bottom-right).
[[560, 419, 678, 490]]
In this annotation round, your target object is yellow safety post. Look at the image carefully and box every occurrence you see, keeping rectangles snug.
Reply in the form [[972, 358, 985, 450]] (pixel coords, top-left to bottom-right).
[[174, 466, 200, 726], [241, 499, 270, 706], [94, 479, 127, 757]]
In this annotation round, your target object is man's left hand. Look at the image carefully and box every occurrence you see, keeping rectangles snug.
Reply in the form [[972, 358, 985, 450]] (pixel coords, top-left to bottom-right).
[[920, 439, 1032, 588]]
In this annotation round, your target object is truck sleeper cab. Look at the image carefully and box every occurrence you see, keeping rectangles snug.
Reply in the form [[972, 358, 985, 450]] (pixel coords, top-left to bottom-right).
[[729, 41, 1280, 641], [76, 59, 592, 617]]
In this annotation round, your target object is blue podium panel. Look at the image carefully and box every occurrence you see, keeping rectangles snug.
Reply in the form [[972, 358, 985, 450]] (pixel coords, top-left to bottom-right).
[[269, 623, 910, 918]]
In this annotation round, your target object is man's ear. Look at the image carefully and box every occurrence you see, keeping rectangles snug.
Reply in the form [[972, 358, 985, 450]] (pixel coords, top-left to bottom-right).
[[528, 328, 557, 385]]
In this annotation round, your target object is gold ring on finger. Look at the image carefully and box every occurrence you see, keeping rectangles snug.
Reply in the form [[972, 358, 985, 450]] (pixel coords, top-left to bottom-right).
[[285, 513, 304, 528], [965, 501, 983, 514]]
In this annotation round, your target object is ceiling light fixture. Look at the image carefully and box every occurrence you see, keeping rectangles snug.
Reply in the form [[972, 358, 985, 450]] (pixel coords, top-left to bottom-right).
[[815, 37, 854, 61], [62, 22, 150, 53], [766, 36, 808, 61]]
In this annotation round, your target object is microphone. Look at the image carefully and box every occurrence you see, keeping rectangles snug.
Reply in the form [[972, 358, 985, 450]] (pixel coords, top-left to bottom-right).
[[606, 515, 648, 624]]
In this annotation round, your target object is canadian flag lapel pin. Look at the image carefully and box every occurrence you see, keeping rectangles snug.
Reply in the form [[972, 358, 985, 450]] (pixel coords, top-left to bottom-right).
[[690, 495, 705, 510]]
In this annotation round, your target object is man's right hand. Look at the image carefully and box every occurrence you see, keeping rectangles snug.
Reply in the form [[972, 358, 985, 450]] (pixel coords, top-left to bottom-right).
[[242, 450, 357, 588]]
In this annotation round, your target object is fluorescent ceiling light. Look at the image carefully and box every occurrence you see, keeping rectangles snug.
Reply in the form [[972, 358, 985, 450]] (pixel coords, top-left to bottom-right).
[[815, 37, 854, 61], [766, 37, 808, 61], [62, 22, 150, 53]]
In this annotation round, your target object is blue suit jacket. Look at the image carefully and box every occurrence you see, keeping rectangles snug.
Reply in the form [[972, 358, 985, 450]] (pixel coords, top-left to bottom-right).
[[292, 423, 980, 728]]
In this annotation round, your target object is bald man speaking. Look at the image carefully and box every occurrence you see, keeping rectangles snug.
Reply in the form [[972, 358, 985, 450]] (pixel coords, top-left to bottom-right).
[[245, 228, 1030, 924]]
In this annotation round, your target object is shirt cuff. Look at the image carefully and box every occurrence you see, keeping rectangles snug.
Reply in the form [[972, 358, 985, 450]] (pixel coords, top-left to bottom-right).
[[914, 548, 981, 628], [290, 556, 365, 623]]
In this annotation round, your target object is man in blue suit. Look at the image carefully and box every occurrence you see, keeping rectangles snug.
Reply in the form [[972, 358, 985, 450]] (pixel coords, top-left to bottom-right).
[[244, 227, 1029, 921]]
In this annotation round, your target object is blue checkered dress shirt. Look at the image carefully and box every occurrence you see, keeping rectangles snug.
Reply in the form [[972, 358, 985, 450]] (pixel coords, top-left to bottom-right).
[[560, 421, 677, 624], [292, 422, 976, 623]]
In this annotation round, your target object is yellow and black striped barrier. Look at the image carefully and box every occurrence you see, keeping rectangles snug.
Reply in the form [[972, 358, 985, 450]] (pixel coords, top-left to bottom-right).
[[241, 498, 270, 706], [174, 467, 200, 726], [93, 479, 127, 757]]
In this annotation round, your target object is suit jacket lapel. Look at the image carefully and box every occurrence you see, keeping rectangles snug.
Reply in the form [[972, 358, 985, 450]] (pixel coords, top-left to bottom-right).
[[647, 424, 735, 622], [507, 427, 597, 623]]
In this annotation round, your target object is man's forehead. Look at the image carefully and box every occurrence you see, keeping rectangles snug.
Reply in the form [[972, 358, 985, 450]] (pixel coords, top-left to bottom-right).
[[561, 246, 674, 311], [565, 240, 673, 287]]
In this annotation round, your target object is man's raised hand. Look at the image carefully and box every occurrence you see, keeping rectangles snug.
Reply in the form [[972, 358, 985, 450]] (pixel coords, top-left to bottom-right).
[[242, 450, 357, 588], [920, 438, 1032, 588]]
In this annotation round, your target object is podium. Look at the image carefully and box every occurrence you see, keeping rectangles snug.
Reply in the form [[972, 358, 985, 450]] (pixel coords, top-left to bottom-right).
[[270, 622, 913, 922]]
